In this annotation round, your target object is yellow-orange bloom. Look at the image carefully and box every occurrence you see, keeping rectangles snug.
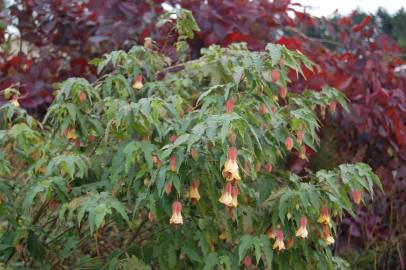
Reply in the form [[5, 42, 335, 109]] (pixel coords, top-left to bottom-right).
[[317, 206, 332, 227], [188, 180, 201, 202], [133, 74, 143, 90], [273, 229, 285, 251], [351, 189, 362, 205], [229, 185, 238, 208], [322, 225, 335, 245], [64, 126, 77, 140], [169, 201, 183, 225], [219, 183, 233, 206], [170, 155, 177, 172], [295, 216, 308, 239], [222, 147, 241, 182]]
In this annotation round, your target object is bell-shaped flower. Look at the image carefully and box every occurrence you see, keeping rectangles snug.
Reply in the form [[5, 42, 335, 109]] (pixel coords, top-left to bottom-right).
[[188, 180, 201, 202], [222, 147, 241, 182], [295, 216, 309, 239], [133, 74, 143, 89], [219, 183, 233, 206], [317, 206, 332, 227], [273, 229, 285, 251], [322, 225, 335, 245], [169, 201, 183, 225]]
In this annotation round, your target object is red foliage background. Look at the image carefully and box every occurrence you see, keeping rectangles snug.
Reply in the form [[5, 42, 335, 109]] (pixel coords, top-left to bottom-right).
[[1, 0, 405, 266]]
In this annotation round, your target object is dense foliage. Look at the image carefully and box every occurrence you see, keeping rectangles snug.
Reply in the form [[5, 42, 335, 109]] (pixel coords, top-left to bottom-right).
[[1, 1, 405, 268], [0, 11, 381, 269]]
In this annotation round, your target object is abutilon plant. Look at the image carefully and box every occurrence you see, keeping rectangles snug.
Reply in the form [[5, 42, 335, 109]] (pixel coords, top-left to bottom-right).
[[0, 9, 382, 270]]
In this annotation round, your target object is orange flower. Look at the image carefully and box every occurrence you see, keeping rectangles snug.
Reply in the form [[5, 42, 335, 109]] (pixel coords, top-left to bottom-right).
[[225, 99, 235, 113], [170, 155, 177, 172], [285, 137, 293, 151], [279, 87, 288, 98], [222, 147, 241, 182], [79, 91, 87, 103], [243, 256, 252, 267], [317, 206, 332, 227], [267, 227, 276, 239], [273, 229, 285, 251], [295, 216, 308, 239], [259, 103, 267, 115], [188, 180, 201, 202], [64, 126, 77, 140], [229, 185, 238, 208], [219, 183, 233, 206], [169, 201, 183, 225], [152, 155, 162, 168], [351, 189, 362, 204], [133, 74, 143, 89], [265, 163, 273, 173], [271, 69, 280, 82], [322, 225, 335, 245]]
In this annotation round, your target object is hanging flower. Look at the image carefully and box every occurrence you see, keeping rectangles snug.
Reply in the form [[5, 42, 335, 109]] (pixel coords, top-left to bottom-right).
[[133, 74, 143, 89], [222, 147, 241, 182], [295, 216, 309, 239], [219, 183, 233, 206], [285, 137, 294, 151], [271, 69, 280, 82], [265, 163, 273, 173], [273, 229, 285, 251], [152, 155, 162, 168], [79, 91, 87, 103], [64, 126, 77, 140], [259, 103, 267, 115], [229, 185, 238, 208], [279, 87, 288, 98], [351, 189, 362, 204], [243, 256, 252, 267], [267, 227, 276, 239], [317, 206, 332, 227], [170, 155, 177, 172], [169, 201, 183, 225], [226, 99, 234, 113], [322, 225, 335, 245], [188, 180, 201, 202]]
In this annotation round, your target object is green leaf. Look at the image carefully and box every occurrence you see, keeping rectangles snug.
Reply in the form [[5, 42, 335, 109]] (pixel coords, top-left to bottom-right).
[[260, 235, 273, 269], [139, 141, 154, 172], [238, 235, 253, 262]]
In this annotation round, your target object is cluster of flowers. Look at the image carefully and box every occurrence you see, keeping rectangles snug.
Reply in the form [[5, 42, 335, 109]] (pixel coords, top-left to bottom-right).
[[166, 97, 363, 253], [268, 206, 338, 251]]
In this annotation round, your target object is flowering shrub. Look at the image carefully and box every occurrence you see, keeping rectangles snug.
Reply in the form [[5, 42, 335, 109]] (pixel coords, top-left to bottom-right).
[[0, 11, 381, 269]]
